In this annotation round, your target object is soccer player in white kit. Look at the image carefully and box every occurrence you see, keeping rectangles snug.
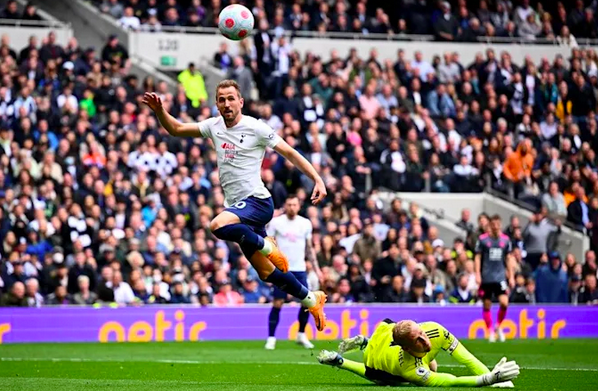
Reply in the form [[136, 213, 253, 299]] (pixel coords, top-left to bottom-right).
[[142, 80, 328, 330], [265, 195, 320, 350]]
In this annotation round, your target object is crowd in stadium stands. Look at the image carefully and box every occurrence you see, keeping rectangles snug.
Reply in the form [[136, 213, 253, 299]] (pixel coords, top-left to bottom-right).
[[95, 0, 598, 43], [1, 0, 598, 307], [0, 1, 41, 21]]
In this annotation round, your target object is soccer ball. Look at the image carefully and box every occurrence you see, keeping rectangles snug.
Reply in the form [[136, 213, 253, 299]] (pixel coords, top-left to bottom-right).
[[218, 4, 254, 41]]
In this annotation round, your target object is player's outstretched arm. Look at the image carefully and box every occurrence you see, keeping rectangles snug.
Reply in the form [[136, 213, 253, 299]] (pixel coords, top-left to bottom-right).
[[450, 341, 491, 375], [412, 358, 519, 387], [142, 92, 201, 137], [273, 141, 327, 205]]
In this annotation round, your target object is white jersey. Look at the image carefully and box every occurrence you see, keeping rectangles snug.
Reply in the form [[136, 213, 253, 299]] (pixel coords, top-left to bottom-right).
[[267, 214, 312, 272], [197, 115, 282, 207]]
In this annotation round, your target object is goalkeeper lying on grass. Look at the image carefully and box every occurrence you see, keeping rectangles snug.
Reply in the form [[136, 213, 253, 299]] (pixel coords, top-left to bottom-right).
[[318, 319, 519, 388]]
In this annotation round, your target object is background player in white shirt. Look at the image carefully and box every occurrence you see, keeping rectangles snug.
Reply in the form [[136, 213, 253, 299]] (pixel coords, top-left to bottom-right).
[[142, 80, 328, 330], [265, 195, 320, 350]]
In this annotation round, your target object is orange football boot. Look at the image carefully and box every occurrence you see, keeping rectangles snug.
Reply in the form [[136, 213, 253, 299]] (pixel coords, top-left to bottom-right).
[[264, 236, 289, 273], [308, 291, 328, 331]]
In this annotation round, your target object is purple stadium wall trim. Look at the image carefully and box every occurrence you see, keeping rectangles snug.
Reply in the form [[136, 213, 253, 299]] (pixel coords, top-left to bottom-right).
[[0, 305, 597, 344]]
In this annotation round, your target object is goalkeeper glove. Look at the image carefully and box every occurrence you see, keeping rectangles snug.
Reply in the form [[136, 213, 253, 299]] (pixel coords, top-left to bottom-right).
[[478, 357, 520, 386]]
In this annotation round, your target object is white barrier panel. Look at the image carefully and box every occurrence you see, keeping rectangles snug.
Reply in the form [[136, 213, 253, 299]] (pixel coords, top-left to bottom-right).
[[130, 31, 225, 70], [290, 38, 575, 64], [129, 31, 579, 71], [0, 25, 72, 49]]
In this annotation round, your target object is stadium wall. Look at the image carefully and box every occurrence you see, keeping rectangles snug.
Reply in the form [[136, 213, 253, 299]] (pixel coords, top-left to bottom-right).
[[0, 305, 596, 344], [0, 23, 72, 49], [125, 31, 579, 72]]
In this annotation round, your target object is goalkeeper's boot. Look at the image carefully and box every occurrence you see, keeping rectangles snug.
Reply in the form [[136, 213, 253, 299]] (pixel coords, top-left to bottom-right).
[[492, 381, 515, 388], [308, 291, 327, 331], [338, 335, 369, 354], [317, 350, 344, 367], [264, 237, 289, 273]]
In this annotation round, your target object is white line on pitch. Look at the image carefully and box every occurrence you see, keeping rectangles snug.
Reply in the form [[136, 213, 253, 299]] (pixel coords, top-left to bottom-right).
[[1, 357, 596, 372]]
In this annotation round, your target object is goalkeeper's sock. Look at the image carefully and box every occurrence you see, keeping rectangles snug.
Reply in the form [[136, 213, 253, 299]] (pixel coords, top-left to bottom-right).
[[264, 268, 309, 300], [268, 307, 281, 337], [340, 358, 367, 378], [497, 306, 507, 326], [213, 224, 264, 255], [483, 308, 493, 331]]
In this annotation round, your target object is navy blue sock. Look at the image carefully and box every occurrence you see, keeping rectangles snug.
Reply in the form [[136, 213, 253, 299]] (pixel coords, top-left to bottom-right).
[[265, 269, 309, 300], [213, 224, 264, 255], [268, 307, 281, 337], [298, 306, 309, 333]]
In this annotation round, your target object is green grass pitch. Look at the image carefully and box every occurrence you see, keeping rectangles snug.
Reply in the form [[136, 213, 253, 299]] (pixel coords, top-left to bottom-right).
[[0, 339, 597, 390]]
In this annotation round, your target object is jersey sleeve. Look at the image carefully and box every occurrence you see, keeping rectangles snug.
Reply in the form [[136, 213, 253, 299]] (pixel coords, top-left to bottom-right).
[[266, 218, 277, 237], [305, 219, 313, 241], [416, 371, 482, 387], [196, 117, 214, 138], [474, 237, 482, 254], [255, 119, 282, 149]]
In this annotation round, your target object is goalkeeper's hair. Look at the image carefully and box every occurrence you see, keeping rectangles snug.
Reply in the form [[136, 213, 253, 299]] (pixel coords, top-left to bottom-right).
[[216, 79, 242, 99], [392, 320, 417, 347]]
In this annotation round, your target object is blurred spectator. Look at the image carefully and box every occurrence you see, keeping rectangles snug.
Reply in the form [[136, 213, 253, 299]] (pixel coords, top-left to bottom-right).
[[22, 3, 41, 21], [119, 6, 141, 31], [1, 0, 19, 19], [353, 221, 381, 264], [449, 273, 476, 304], [523, 208, 561, 270], [227, 57, 253, 102], [0, 281, 27, 306], [213, 42, 232, 71], [25, 278, 43, 307], [434, 1, 459, 41], [170, 281, 191, 304], [510, 273, 535, 303], [579, 274, 598, 304], [535, 252, 568, 303], [213, 283, 244, 306], [177, 62, 208, 108], [46, 285, 71, 305], [71, 275, 98, 305]]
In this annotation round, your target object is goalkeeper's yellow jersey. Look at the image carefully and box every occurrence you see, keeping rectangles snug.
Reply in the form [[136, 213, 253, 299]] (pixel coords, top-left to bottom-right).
[[363, 320, 462, 386]]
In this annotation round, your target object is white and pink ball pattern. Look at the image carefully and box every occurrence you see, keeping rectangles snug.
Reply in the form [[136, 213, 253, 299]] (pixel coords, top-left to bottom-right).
[[218, 4, 254, 41]]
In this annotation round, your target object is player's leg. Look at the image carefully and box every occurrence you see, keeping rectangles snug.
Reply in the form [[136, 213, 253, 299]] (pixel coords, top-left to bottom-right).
[[210, 210, 281, 269], [294, 272, 314, 349], [496, 291, 509, 343], [480, 285, 495, 342], [317, 350, 367, 379], [265, 298, 284, 350], [212, 197, 327, 331]]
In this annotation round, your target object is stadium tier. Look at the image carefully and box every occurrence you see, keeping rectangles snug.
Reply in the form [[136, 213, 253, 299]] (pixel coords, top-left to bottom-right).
[[0, 1, 597, 309], [1, 2, 598, 391]]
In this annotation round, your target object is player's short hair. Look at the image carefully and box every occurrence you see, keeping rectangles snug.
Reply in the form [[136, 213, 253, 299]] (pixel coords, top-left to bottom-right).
[[392, 320, 417, 347], [490, 214, 502, 222], [216, 79, 242, 99], [286, 194, 299, 201]]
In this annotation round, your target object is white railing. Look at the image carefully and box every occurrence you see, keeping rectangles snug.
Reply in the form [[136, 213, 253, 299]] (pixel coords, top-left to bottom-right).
[[122, 22, 598, 46], [0, 18, 70, 28]]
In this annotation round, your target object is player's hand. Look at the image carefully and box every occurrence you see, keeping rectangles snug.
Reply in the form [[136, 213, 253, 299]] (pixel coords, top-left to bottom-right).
[[141, 92, 163, 112], [311, 179, 327, 205], [475, 272, 481, 287], [480, 357, 520, 386]]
